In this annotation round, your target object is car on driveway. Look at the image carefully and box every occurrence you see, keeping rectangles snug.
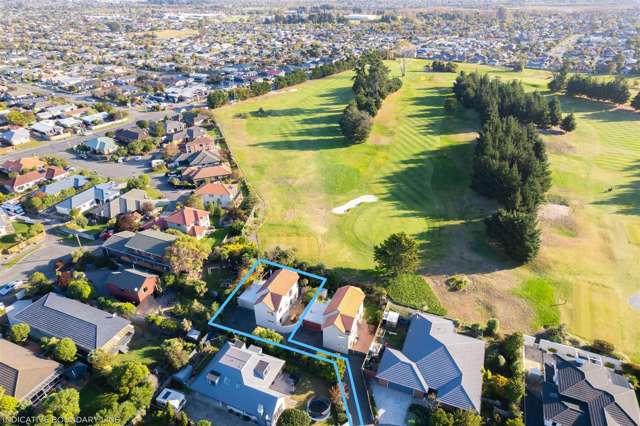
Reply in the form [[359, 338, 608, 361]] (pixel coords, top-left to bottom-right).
[[0, 280, 24, 296]]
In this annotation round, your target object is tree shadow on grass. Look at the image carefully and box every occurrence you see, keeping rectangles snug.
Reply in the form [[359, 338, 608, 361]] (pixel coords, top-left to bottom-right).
[[314, 85, 355, 104], [376, 141, 515, 276], [559, 96, 639, 122], [593, 160, 640, 215], [251, 136, 348, 151], [247, 107, 317, 117]]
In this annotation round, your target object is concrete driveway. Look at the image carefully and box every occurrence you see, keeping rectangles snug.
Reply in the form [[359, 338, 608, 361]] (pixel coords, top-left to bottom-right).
[[184, 391, 254, 426], [371, 382, 412, 426]]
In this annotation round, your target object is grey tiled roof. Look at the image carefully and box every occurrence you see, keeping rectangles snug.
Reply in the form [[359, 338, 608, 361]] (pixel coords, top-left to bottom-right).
[[542, 354, 640, 426], [190, 342, 285, 425], [106, 268, 157, 292], [376, 313, 485, 412], [124, 229, 176, 257], [13, 293, 131, 352]]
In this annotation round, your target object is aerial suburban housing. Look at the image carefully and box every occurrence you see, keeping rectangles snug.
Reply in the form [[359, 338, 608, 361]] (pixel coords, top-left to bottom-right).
[[106, 268, 158, 305], [540, 353, 640, 426], [375, 313, 485, 412], [102, 229, 177, 272], [190, 341, 287, 426], [8, 292, 134, 354], [0, 339, 63, 404]]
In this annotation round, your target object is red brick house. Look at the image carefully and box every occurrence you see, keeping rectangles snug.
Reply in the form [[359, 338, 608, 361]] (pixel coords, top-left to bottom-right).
[[106, 268, 158, 305]]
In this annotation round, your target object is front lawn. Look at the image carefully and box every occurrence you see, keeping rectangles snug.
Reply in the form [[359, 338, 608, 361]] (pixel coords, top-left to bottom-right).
[[79, 377, 113, 417], [116, 327, 165, 367], [0, 221, 39, 250], [387, 274, 447, 316]]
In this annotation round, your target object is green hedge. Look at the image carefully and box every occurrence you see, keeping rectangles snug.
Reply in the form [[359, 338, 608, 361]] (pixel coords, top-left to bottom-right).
[[387, 274, 447, 315]]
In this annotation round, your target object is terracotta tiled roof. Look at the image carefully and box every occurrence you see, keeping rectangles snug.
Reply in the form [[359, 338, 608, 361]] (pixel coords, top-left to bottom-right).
[[323, 285, 365, 333], [256, 269, 299, 311], [45, 166, 66, 180], [194, 182, 236, 196], [7, 170, 45, 189], [183, 163, 232, 181], [1, 157, 44, 173], [165, 206, 209, 227]]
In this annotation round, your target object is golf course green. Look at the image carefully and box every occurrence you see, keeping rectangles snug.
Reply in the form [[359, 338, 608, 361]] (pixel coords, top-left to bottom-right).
[[214, 59, 640, 361]]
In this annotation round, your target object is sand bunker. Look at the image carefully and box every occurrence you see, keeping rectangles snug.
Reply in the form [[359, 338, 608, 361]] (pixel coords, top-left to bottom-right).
[[332, 195, 378, 215], [630, 293, 640, 310]]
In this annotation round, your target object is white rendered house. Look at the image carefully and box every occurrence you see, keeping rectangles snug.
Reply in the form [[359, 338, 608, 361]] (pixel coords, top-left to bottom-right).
[[321, 286, 365, 354], [239, 269, 300, 331]]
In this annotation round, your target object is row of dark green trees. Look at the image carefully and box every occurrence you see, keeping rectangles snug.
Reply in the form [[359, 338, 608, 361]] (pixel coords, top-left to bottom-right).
[[548, 63, 640, 109], [453, 72, 554, 263], [206, 57, 355, 109], [339, 51, 403, 144], [453, 71, 576, 131]]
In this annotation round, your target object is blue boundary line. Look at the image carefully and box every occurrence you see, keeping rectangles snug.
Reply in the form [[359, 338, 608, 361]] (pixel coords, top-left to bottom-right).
[[208, 259, 366, 426]]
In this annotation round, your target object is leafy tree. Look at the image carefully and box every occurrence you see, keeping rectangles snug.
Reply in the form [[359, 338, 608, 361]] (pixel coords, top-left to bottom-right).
[[54, 337, 77, 363], [430, 61, 458, 73], [339, 101, 372, 144], [0, 386, 19, 420], [542, 324, 569, 343], [40, 336, 60, 355], [485, 209, 541, 263], [631, 92, 640, 110], [453, 71, 555, 127], [565, 75, 630, 104], [253, 326, 284, 344], [429, 408, 454, 426], [548, 97, 562, 127], [277, 408, 312, 426], [39, 388, 80, 424], [505, 416, 526, 426], [472, 115, 551, 213], [374, 232, 419, 276], [27, 271, 52, 296], [164, 234, 212, 279], [207, 90, 229, 109], [116, 212, 141, 232], [67, 276, 95, 301], [126, 174, 151, 190], [560, 113, 577, 133], [505, 374, 526, 404], [128, 378, 155, 410], [6, 110, 36, 126], [70, 207, 89, 228], [591, 339, 615, 355], [485, 318, 500, 337], [88, 349, 116, 375], [548, 63, 569, 92], [9, 323, 30, 344], [452, 409, 482, 426], [250, 81, 272, 97], [108, 360, 150, 396], [161, 338, 192, 371], [185, 193, 205, 210], [444, 98, 459, 115]]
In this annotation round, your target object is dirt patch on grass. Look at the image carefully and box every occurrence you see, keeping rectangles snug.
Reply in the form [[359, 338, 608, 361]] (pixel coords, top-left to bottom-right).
[[425, 220, 534, 332], [539, 203, 572, 221], [546, 139, 576, 154], [431, 271, 533, 332], [538, 203, 578, 240]]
